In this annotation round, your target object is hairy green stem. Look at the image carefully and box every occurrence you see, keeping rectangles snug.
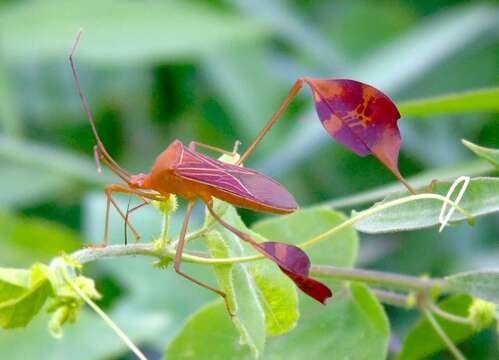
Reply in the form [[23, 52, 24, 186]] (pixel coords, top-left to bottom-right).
[[65, 193, 471, 296], [428, 302, 472, 325], [300, 193, 471, 249], [312, 265, 448, 293], [62, 271, 148, 360], [84, 192, 470, 267], [68, 243, 450, 296], [370, 289, 412, 308]]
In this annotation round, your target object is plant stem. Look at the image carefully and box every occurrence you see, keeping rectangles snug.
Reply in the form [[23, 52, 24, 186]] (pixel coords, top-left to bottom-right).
[[312, 265, 448, 293], [300, 193, 471, 249], [68, 243, 450, 295], [370, 289, 412, 308], [159, 210, 170, 248], [428, 302, 472, 325], [324, 160, 493, 209], [64, 192, 469, 296], [62, 271, 148, 360], [73, 191, 472, 268], [423, 307, 467, 360]]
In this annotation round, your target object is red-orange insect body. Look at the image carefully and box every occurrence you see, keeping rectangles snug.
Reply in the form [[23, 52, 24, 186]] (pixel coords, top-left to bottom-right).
[[69, 31, 331, 309], [133, 140, 297, 214]]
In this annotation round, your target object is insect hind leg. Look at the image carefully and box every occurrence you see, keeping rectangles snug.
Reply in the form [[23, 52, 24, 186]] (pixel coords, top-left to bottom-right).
[[174, 201, 233, 316]]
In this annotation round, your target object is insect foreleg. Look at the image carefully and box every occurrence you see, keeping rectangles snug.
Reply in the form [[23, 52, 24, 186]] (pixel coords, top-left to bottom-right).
[[97, 185, 142, 247], [95, 184, 168, 247], [174, 201, 233, 316]]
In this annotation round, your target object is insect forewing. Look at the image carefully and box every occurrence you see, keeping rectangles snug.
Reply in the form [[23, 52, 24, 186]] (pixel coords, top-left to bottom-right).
[[175, 147, 298, 212]]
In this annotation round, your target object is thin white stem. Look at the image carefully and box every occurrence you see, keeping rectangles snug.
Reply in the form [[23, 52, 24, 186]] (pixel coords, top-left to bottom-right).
[[62, 272, 148, 360], [423, 307, 466, 360], [160, 210, 171, 248], [300, 193, 471, 249], [428, 302, 471, 325]]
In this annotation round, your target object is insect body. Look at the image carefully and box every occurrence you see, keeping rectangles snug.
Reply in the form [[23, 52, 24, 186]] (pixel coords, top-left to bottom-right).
[[69, 31, 332, 308], [135, 140, 298, 214]]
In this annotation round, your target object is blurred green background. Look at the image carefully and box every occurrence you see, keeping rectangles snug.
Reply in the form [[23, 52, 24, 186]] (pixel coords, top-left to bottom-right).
[[0, 0, 498, 359]]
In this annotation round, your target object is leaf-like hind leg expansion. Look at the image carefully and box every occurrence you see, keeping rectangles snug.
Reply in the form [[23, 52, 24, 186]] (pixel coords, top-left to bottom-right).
[[174, 201, 233, 316], [205, 201, 332, 304]]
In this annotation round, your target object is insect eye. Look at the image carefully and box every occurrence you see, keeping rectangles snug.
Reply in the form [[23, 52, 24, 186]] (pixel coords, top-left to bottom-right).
[[130, 174, 145, 188]]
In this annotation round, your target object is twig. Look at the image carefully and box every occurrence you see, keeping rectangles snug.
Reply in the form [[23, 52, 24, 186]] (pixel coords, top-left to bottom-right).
[[370, 289, 412, 308], [423, 307, 467, 360], [67, 243, 450, 296], [62, 271, 148, 360], [428, 302, 472, 325], [311, 265, 448, 293], [71, 191, 472, 269], [300, 193, 472, 249]]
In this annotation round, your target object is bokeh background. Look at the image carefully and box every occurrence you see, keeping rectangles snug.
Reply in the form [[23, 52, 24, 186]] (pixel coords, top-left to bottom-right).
[[0, 0, 498, 358]]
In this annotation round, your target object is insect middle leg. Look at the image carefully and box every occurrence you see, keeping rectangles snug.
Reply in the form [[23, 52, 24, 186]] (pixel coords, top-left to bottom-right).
[[174, 200, 233, 315], [189, 140, 242, 158], [124, 200, 151, 245]]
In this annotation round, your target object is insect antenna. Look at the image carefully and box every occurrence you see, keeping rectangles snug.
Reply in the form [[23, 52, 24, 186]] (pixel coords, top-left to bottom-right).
[[69, 29, 131, 183], [94, 146, 132, 183]]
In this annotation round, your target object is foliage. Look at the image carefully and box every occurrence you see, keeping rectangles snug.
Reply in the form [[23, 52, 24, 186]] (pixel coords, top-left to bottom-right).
[[397, 295, 476, 360], [0, 1, 498, 359]]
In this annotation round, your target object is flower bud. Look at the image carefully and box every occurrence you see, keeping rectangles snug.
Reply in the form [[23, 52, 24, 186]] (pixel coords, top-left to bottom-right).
[[468, 298, 496, 331]]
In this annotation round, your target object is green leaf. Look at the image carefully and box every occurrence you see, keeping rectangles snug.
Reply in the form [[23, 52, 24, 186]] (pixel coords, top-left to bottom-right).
[[397, 295, 475, 360], [0, 304, 167, 360], [447, 270, 499, 304], [325, 159, 494, 209], [252, 207, 359, 268], [203, 229, 266, 357], [398, 87, 499, 116], [167, 284, 390, 359], [265, 283, 390, 359], [356, 177, 499, 233], [0, 57, 22, 136], [0, 267, 31, 303], [166, 299, 249, 360], [249, 260, 298, 337], [0, 165, 71, 208], [46, 273, 102, 338], [0, 0, 267, 65], [462, 140, 499, 168], [203, 200, 299, 356], [83, 191, 211, 349], [167, 207, 366, 359], [251, 206, 359, 332], [0, 211, 81, 267], [0, 264, 54, 329], [0, 135, 112, 186]]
